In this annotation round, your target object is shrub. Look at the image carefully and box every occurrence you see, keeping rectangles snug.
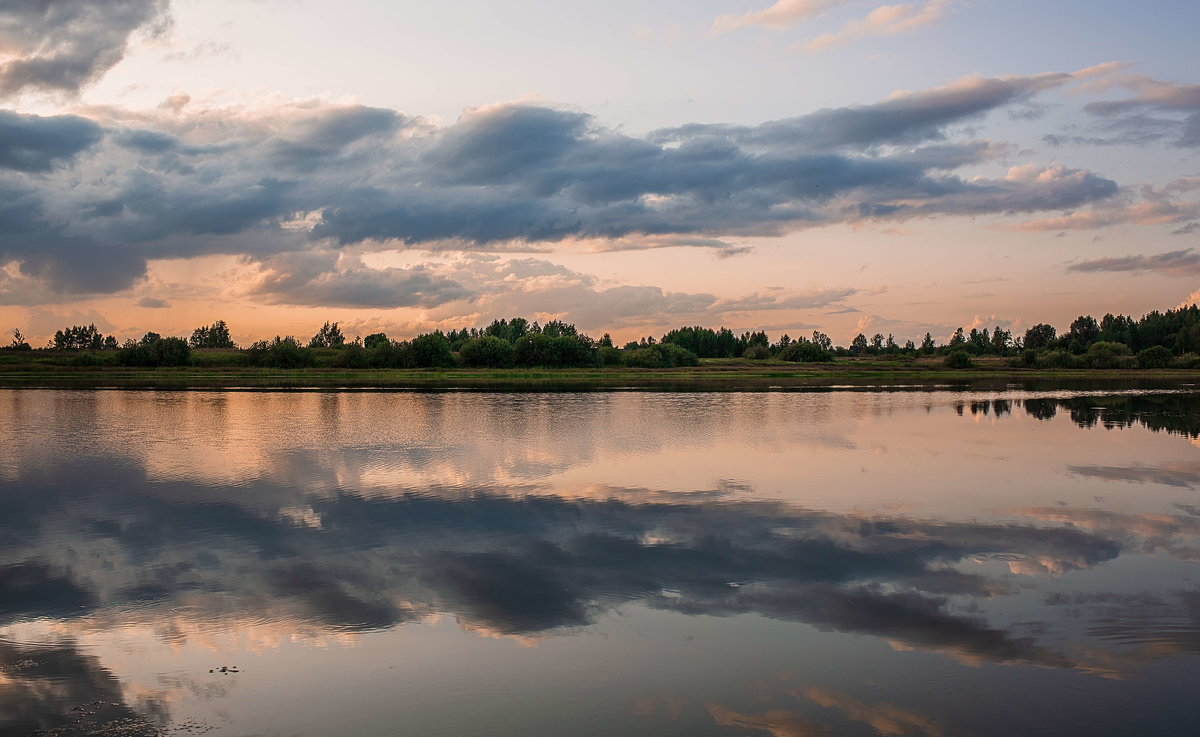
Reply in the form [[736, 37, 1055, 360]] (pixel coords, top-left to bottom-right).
[[410, 332, 455, 368], [1137, 345, 1172, 369], [247, 337, 315, 368], [459, 336, 516, 368], [622, 343, 699, 368], [743, 344, 770, 360], [778, 341, 834, 363], [943, 351, 973, 369]]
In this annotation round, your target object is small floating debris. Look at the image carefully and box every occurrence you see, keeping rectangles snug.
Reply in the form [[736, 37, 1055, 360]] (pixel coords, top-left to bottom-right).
[[209, 665, 240, 674]]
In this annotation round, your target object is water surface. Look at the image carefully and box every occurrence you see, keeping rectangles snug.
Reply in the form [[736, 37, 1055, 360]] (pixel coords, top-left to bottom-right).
[[2, 390, 1199, 735]]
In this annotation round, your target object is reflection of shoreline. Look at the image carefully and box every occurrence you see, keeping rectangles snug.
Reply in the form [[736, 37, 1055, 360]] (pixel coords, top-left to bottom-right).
[[956, 392, 1200, 438]]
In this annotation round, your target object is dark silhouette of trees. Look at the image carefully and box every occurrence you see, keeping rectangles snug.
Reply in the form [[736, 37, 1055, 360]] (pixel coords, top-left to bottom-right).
[[1023, 323, 1057, 350], [53, 324, 104, 350], [308, 322, 345, 349], [190, 320, 235, 349], [9, 329, 31, 350], [459, 336, 516, 368]]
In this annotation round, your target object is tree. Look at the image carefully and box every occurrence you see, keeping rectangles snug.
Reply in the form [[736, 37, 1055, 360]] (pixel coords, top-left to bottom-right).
[[10, 329, 31, 350], [410, 332, 455, 367], [851, 333, 868, 355], [1068, 315, 1100, 346], [1023, 323, 1057, 350], [920, 332, 935, 354], [53, 324, 103, 350], [308, 321, 345, 349], [459, 336, 516, 367], [363, 332, 390, 349], [949, 328, 966, 347], [190, 319, 235, 349], [990, 326, 1011, 355], [812, 331, 833, 351]]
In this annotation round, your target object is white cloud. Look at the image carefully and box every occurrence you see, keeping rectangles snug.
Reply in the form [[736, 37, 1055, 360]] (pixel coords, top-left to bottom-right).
[[804, 0, 952, 52]]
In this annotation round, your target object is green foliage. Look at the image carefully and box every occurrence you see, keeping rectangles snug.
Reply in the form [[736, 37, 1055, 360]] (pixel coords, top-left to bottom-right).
[[1137, 345, 1172, 369], [247, 336, 316, 368], [308, 321, 345, 349], [363, 332, 390, 350], [513, 333, 596, 367], [943, 350, 973, 369], [660, 326, 741, 357], [117, 336, 191, 367], [1033, 350, 1072, 369], [332, 343, 370, 368], [459, 336, 516, 367], [410, 332, 455, 368], [622, 342, 699, 368], [779, 341, 834, 363], [190, 320, 235, 349], [1023, 323, 1057, 350], [743, 344, 770, 360]]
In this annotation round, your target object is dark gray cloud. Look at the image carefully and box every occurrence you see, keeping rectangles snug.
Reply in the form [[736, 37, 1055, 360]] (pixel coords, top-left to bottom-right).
[[1067, 249, 1200, 276], [135, 295, 170, 308], [0, 0, 169, 98], [0, 110, 102, 171], [0, 72, 1124, 297], [1080, 74, 1200, 148], [251, 255, 475, 309]]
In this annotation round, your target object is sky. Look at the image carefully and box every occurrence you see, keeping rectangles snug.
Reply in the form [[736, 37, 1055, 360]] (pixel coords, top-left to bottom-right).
[[2, 0, 1200, 347]]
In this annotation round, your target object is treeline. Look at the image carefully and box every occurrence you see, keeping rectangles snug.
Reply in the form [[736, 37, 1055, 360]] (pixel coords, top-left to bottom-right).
[[9, 304, 1200, 370]]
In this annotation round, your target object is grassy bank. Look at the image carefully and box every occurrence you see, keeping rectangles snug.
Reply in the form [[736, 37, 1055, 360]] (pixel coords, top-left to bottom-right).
[[0, 355, 1196, 390]]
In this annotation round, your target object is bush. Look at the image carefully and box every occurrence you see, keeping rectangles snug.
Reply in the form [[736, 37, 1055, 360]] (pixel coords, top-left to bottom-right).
[[778, 341, 834, 363], [1080, 341, 1131, 369], [1034, 350, 1073, 369], [1171, 352, 1200, 369], [1137, 345, 1172, 369], [332, 343, 369, 369], [116, 337, 191, 367], [622, 343, 699, 368], [247, 337, 316, 368], [743, 344, 770, 360], [410, 332, 455, 368], [943, 351, 973, 369], [459, 336, 516, 368]]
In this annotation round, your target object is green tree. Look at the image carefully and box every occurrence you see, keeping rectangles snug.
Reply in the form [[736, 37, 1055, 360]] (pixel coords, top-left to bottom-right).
[[309, 321, 345, 348], [459, 336, 516, 367], [410, 332, 455, 367], [1068, 315, 1100, 346], [920, 332, 935, 354], [363, 332, 390, 350], [851, 333, 868, 355], [190, 319, 235, 349], [1023, 323, 1057, 350], [812, 331, 833, 351]]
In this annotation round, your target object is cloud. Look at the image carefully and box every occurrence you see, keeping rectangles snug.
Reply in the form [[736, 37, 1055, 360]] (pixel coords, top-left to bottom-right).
[[0, 110, 102, 171], [709, 0, 846, 36], [1067, 68, 1200, 148], [0, 72, 1124, 295], [0, 0, 169, 98], [805, 0, 952, 52], [134, 295, 170, 308], [248, 252, 475, 309], [1066, 249, 1200, 277]]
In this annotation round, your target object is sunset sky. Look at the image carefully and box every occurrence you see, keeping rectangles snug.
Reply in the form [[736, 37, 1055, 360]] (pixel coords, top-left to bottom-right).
[[3, 0, 1199, 346]]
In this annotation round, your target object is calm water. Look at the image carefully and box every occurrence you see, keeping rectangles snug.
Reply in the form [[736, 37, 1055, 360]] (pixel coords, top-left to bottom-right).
[[2, 389, 1200, 736]]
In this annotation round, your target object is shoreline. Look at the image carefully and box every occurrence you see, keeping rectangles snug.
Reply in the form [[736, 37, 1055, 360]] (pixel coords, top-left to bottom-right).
[[1, 361, 1197, 391]]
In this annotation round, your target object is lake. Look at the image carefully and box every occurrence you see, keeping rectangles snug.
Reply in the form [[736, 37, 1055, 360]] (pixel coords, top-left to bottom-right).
[[2, 389, 1199, 736]]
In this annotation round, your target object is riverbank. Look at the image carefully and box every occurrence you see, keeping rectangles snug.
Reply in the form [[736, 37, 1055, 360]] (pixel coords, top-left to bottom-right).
[[1, 356, 1196, 390]]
